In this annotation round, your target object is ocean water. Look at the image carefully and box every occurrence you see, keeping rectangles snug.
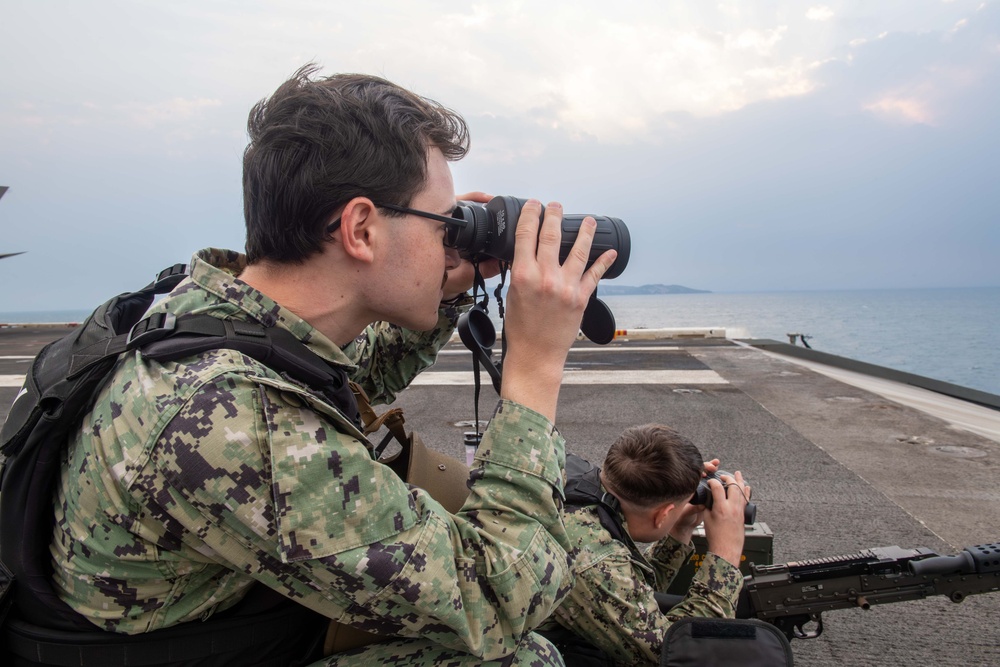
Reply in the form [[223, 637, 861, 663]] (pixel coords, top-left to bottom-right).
[[0, 310, 93, 324], [602, 287, 1000, 396], [3, 287, 998, 396]]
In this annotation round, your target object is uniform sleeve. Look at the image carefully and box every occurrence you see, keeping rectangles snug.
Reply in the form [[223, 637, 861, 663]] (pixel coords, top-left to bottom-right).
[[552, 545, 668, 666], [553, 536, 743, 666], [649, 534, 742, 624], [648, 534, 693, 591], [342, 297, 471, 405], [662, 551, 743, 625], [137, 374, 571, 661]]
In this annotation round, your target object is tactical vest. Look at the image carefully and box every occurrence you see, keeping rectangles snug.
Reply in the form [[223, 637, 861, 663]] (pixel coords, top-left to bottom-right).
[[0, 265, 364, 666]]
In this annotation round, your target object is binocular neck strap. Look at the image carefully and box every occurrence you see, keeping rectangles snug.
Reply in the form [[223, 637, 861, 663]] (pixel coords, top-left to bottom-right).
[[471, 261, 489, 312], [464, 260, 508, 442]]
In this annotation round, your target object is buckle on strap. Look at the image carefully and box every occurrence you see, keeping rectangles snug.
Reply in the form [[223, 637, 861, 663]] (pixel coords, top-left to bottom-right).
[[150, 263, 189, 293], [126, 312, 177, 349], [156, 263, 187, 282]]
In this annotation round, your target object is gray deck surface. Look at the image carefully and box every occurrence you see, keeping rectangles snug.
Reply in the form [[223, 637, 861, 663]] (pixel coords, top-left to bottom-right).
[[3, 326, 1000, 665]]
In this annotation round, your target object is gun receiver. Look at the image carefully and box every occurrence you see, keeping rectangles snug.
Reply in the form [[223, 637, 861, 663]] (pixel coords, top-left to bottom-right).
[[744, 542, 1000, 640]]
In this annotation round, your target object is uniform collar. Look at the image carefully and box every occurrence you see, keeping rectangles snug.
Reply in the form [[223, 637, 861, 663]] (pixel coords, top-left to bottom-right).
[[188, 248, 356, 370]]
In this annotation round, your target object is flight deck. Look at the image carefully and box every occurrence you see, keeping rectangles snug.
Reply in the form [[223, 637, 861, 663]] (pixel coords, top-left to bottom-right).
[[3, 326, 999, 665]]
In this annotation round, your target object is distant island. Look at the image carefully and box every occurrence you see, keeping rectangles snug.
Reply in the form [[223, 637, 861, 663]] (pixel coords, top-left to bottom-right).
[[597, 284, 711, 295]]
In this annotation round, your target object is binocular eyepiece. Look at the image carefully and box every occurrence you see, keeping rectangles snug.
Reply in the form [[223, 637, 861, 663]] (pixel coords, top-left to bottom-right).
[[450, 196, 630, 279], [690, 471, 757, 525]]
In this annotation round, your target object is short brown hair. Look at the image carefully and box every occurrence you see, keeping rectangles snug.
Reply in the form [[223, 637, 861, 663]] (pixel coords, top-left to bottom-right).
[[242, 64, 470, 264], [602, 424, 704, 507]]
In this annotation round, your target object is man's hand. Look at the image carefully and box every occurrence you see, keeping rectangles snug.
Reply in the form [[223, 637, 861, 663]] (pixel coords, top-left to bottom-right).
[[668, 502, 705, 546], [499, 200, 617, 422], [703, 471, 750, 568]]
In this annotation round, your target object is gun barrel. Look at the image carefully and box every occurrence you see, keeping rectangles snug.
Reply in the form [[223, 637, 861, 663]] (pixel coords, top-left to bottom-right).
[[908, 552, 975, 577], [909, 543, 1000, 577]]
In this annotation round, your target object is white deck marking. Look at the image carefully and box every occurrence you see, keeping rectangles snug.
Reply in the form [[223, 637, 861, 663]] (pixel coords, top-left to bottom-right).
[[1, 348, 724, 388], [410, 370, 728, 386], [435, 346, 682, 355]]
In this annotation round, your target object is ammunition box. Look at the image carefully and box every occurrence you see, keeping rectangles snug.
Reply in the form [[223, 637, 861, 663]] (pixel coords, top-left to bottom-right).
[[664, 521, 773, 594]]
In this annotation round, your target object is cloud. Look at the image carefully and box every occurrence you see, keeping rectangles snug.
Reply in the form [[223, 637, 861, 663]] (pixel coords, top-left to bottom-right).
[[8, 1, 985, 148], [456, 2, 1000, 291], [806, 6, 835, 21], [120, 98, 223, 129], [864, 95, 936, 124], [429, 19, 818, 141]]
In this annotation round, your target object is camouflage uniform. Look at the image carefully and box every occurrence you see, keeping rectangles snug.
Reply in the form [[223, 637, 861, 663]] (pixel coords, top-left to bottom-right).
[[539, 495, 743, 666], [50, 248, 572, 665]]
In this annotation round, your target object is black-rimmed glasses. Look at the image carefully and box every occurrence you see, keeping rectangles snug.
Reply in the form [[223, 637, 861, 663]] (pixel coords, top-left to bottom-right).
[[326, 202, 467, 247]]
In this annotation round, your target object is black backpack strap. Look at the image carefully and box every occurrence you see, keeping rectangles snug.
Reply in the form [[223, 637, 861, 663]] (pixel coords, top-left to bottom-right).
[[538, 454, 644, 667], [138, 315, 361, 429]]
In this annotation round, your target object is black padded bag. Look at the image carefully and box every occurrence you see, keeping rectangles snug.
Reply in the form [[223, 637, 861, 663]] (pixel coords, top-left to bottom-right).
[[661, 617, 794, 667]]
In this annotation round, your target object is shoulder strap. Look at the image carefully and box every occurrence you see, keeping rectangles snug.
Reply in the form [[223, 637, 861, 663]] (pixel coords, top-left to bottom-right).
[[138, 314, 360, 428]]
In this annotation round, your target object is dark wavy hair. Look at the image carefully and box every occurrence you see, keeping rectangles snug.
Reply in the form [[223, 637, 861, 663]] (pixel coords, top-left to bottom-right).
[[602, 424, 704, 507], [242, 64, 470, 264]]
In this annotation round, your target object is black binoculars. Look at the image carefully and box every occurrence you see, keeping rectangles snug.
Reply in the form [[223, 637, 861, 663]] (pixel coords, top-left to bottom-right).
[[450, 196, 630, 279], [690, 471, 757, 525]]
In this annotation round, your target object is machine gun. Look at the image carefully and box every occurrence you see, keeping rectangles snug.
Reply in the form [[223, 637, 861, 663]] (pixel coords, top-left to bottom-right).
[[743, 541, 1000, 640]]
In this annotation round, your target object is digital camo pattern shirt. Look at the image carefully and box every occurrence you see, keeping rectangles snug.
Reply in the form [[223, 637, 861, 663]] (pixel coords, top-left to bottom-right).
[[543, 500, 743, 666], [51, 248, 572, 661]]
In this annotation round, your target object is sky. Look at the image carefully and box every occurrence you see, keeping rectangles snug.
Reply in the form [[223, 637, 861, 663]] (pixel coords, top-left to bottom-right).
[[1, 0, 998, 311]]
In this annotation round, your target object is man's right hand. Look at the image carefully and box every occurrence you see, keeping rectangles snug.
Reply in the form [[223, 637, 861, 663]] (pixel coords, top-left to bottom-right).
[[703, 471, 750, 568], [500, 200, 617, 422]]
